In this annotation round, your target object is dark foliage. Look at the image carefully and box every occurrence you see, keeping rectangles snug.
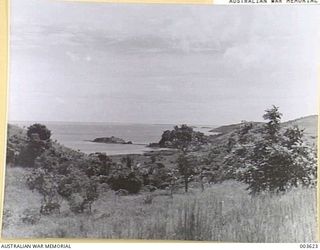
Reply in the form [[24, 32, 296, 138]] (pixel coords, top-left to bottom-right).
[[108, 167, 143, 194], [225, 106, 317, 194], [27, 123, 51, 141], [9, 123, 52, 168], [159, 124, 207, 151]]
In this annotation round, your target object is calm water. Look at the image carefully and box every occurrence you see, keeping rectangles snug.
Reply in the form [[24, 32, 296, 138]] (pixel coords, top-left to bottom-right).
[[12, 121, 216, 155]]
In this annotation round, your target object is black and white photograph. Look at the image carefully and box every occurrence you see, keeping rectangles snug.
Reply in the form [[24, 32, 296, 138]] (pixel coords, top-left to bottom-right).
[[1, 0, 319, 242]]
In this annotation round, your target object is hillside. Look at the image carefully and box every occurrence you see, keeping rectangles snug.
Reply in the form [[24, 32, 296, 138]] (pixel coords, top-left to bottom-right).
[[282, 115, 318, 145], [2, 166, 317, 241], [209, 115, 318, 146], [2, 117, 318, 241], [209, 122, 262, 135]]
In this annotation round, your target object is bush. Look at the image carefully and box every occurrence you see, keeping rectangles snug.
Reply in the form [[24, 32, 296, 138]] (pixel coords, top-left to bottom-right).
[[145, 163, 171, 188], [68, 180, 98, 214], [26, 168, 58, 202], [17, 140, 48, 168], [108, 168, 142, 194], [28, 148, 100, 214], [57, 175, 81, 198], [85, 153, 112, 177]]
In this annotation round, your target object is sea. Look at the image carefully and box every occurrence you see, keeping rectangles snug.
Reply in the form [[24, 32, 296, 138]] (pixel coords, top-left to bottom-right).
[[11, 121, 216, 155]]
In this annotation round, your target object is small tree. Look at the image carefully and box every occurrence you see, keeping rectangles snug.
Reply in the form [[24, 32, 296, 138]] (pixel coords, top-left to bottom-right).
[[162, 124, 201, 193], [177, 153, 197, 192]]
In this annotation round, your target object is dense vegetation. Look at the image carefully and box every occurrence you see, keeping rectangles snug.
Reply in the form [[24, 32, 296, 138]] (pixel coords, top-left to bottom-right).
[[224, 106, 317, 194], [3, 105, 318, 241], [158, 124, 207, 151]]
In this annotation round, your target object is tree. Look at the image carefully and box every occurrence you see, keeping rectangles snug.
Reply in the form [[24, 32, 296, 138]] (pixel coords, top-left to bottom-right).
[[262, 106, 282, 141], [17, 124, 52, 167], [158, 124, 207, 151], [160, 125, 202, 193], [226, 106, 317, 194], [177, 153, 197, 192], [27, 123, 51, 141]]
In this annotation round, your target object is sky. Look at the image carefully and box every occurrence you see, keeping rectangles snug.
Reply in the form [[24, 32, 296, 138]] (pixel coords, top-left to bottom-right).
[[8, 0, 320, 125]]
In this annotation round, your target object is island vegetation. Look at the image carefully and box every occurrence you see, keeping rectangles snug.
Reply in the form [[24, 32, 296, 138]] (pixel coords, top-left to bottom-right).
[[92, 137, 132, 144]]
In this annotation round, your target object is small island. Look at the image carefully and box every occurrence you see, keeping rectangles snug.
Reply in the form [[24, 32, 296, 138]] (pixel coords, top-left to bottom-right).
[[92, 136, 132, 144]]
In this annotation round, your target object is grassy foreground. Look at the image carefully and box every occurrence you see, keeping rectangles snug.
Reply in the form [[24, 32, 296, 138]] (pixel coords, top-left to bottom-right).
[[2, 166, 317, 242]]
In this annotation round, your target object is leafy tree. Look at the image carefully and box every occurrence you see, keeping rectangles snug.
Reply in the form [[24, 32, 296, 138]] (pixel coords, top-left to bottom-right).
[[226, 106, 317, 194], [27, 123, 51, 141], [26, 140, 100, 214], [159, 124, 207, 151], [159, 125, 203, 193], [17, 124, 52, 167]]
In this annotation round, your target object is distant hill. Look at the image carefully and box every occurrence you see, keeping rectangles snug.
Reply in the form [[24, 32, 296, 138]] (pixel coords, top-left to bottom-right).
[[282, 115, 318, 145], [282, 115, 317, 135], [209, 115, 318, 146], [209, 122, 262, 134]]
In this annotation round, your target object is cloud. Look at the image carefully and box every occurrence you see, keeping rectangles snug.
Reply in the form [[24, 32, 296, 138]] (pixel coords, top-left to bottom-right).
[[8, 1, 320, 124]]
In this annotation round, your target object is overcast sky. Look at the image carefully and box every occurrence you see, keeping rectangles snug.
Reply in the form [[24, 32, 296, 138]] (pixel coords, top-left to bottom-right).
[[8, 0, 320, 125]]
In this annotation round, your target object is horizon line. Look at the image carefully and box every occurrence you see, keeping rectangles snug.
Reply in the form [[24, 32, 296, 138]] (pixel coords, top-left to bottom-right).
[[7, 113, 317, 127]]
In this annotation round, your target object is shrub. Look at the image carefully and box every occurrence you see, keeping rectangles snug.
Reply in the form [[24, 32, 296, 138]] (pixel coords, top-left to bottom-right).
[[17, 140, 48, 167], [57, 175, 81, 198], [85, 153, 112, 177], [26, 168, 59, 203], [145, 163, 171, 188], [108, 168, 142, 194], [68, 181, 97, 214]]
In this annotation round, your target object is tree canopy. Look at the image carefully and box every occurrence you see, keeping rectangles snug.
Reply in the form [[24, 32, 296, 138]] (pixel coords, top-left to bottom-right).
[[225, 106, 317, 194]]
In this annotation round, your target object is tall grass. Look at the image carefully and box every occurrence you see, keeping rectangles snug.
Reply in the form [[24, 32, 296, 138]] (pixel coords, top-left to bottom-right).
[[84, 182, 316, 242], [2, 167, 317, 242]]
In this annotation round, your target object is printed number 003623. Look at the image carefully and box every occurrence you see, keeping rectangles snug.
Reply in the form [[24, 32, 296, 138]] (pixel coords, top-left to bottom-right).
[[300, 244, 319, 248]]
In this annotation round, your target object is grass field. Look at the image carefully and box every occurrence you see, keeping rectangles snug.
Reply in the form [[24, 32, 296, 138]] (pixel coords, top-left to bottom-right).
[[2, 166, 317, 242]]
